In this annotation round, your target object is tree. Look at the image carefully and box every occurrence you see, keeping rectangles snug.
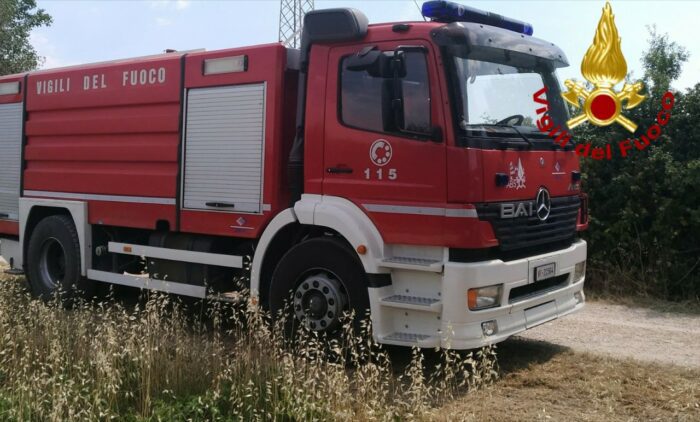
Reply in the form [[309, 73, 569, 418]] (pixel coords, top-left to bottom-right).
[[577, 29, 699, 301], [0, 0, 52, 76]]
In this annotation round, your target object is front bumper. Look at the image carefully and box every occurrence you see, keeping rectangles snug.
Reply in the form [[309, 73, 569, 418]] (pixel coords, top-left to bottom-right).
[[440, 239, 587, 349]]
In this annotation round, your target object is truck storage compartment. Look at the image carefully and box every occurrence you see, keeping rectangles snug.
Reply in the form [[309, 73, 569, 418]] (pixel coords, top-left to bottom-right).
[[0, 102, 22, 221], [183, 83, 266, 214]]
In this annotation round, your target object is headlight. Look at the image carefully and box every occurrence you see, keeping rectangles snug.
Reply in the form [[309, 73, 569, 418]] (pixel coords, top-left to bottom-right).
[[467, 285, 502, 310], [574, 261, 586, 282]]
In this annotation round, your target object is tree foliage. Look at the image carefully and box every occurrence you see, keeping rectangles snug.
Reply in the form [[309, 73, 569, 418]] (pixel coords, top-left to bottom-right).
[[576, 29, 699, 301], [0, 0, 52, 76]]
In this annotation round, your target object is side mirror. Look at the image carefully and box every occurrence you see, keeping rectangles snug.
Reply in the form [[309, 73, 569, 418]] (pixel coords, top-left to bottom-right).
[[346, 46, 416, 79], [345, 46, 395, 78], [345, 47, 381, 71], [390, 50, 407, 79]]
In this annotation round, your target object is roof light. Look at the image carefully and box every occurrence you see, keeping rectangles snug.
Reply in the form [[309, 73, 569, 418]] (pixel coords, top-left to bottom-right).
[[203, 55, 247, 75], [0, 81, 20, 96], [421, 1, 534, 36]]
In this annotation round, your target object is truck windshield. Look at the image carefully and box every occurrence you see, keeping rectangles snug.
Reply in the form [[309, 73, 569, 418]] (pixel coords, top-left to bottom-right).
[[450, 55, 569, 141]]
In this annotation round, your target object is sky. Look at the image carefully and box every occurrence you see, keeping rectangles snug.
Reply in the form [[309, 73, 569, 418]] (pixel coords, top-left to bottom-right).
[[30, 0, 700, 91]]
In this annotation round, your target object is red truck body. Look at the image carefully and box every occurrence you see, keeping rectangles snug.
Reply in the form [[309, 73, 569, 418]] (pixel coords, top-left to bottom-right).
[[9, 44, 294, 238], [0, 4, 588, 350]]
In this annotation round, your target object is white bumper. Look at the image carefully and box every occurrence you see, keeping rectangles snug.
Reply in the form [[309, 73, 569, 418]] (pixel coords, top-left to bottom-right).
[[440, 239, 587, 349], [371, 239, 587, 350]]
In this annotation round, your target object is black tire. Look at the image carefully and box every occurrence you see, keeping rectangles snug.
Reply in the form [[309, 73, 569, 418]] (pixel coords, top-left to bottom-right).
[[26, 215, 92, 301], [269, 237, 370, 335]]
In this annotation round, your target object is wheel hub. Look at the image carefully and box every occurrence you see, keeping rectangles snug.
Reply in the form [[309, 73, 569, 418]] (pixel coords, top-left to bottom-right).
[[293, 272, 347, 332], [38, 237, 66, 288]]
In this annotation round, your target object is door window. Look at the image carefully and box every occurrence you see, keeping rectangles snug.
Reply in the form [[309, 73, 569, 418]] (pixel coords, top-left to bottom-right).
[[339, 50, 431, 138]]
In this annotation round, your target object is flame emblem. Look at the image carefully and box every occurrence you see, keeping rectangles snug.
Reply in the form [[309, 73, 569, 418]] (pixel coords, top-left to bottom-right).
[[562, 2, 645, 132]]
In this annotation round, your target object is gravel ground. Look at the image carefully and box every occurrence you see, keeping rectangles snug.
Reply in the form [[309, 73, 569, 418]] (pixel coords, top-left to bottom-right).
[[517, 300, 700, 368]]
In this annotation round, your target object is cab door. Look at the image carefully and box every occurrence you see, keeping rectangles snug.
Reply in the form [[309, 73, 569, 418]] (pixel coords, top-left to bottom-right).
[[321, 41, 447, 244]]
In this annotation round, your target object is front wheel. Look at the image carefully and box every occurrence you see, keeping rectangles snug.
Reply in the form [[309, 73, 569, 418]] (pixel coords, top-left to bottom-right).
[[268, 237, 370, 335], [26, 215, 92, 301]]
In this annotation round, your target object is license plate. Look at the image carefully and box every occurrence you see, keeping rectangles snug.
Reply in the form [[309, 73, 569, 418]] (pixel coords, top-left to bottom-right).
[[535, 263, 556, 281]]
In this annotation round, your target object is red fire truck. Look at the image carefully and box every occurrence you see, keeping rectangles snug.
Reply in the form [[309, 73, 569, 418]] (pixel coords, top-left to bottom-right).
[[0, 1, 587, 349]]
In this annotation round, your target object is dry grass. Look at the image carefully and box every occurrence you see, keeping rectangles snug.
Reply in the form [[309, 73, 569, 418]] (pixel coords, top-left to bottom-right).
[[434, 338, 700, 421], [0, 268, 697, 421], [0, 271, 497, 421]]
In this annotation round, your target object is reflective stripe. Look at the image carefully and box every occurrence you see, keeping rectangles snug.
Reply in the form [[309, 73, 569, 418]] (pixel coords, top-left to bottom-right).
[[24, 190, 176, 205], [362, 203, 478, 218], [445, 208, 479, 218]]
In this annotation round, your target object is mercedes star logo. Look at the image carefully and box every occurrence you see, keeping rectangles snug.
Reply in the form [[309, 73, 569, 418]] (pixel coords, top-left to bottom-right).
[[536, 187, 551, 221]]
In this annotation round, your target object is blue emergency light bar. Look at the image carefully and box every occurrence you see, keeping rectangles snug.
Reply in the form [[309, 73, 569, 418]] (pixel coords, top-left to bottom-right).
[[421, 1, 534, 36]]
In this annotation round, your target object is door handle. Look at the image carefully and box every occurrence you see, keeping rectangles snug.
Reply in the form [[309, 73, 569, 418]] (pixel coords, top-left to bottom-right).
[[205, 202, 235, 208], [326, 167, 353, 174], [0, 213, 8, 219]]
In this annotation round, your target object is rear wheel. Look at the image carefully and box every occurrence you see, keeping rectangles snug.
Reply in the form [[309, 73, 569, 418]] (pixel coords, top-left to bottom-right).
[[26, 215, 91, 301], [269, 237, 370, 335]]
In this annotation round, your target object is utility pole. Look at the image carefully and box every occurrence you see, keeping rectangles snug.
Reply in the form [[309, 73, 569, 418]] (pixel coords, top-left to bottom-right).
[[279, 0, 314, 49]]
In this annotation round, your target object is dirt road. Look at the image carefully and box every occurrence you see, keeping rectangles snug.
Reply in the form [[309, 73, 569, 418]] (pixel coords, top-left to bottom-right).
[[516, 301, 700, 368]]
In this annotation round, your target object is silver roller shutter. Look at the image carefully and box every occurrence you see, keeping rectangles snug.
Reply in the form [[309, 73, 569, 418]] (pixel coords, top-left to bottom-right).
[[0, 102, 22, 220], [183, 83, 265, 214]]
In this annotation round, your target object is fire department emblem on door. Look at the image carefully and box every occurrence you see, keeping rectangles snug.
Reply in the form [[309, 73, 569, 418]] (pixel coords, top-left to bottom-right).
[[507, 158, 526, 189], [370, 139, 392, 166]]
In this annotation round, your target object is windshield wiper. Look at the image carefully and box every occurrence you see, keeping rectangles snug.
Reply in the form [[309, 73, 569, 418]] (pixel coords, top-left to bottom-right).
[[463, 123, 534, 149], [507, 125, 534, 149]]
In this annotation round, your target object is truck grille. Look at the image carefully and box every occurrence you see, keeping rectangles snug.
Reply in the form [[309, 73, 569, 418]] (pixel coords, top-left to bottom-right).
[[475, 195, 580, 253]]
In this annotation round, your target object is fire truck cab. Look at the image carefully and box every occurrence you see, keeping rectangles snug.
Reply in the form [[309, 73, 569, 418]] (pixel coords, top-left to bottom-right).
[[0, 1, 587, 349]]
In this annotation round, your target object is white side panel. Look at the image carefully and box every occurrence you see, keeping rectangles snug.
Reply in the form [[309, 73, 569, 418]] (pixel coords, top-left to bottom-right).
[[0, 239, 22, 268], [183, 83, 265, 214], [294, 194, 387, 274], [108, 241, 243, 268], [88, 269, 206, 298], [0, 102, 22, 220], [249, 208, 298, 298]]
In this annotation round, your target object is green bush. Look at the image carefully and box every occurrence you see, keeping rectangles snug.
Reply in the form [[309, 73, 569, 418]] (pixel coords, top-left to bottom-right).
[[576, 30, 699, 301]]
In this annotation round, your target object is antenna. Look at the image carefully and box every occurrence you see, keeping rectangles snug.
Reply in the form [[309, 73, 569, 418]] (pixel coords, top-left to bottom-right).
[[414, 0, 426, 21], [279, 0, 315, 49]]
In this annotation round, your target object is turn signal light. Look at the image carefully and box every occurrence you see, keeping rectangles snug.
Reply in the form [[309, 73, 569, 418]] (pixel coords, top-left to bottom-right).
[[467, 285, 502, 310]]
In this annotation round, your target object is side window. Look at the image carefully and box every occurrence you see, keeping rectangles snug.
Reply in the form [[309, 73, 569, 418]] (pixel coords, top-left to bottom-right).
[[340, 50, 431, 137]]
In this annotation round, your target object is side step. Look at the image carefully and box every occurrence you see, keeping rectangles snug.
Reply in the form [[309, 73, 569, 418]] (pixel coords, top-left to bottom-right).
[[88, 269, 207, 298], [88, 269, 244, 304], [380, 332, 441, 348], [380, 294, 442, 313], [380, 256, 443, 272]]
